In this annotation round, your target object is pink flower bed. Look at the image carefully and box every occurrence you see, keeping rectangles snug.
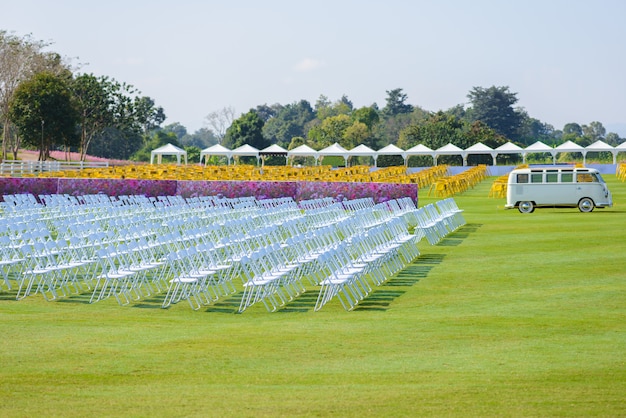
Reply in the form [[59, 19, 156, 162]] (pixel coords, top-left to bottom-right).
[[0, 178, 418, 205]]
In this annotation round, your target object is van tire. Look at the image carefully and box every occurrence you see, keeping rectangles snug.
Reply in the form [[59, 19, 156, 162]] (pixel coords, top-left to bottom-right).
[[578, 198, 594, 213], [518, 201, 534, 213]]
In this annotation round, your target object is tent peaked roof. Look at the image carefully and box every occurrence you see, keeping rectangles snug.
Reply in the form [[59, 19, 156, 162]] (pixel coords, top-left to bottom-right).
[[287, 144, 318, 157], [404, 144, 434, 154], [348, 144, 377, 156], [525, 141, 553, 152], [318, 142, 349, 155], [377, 144, 405, 154], [231, 144, 260, 155], [435, 143, 464, 154], [586, 140, 615, 152], [260, 144, 288, 154], [495, 142, 524, 152], [555, 140, 584, 151], [201, 144, 231, 154], [465, 142, 493, 152], [152, 143, 186, 153]]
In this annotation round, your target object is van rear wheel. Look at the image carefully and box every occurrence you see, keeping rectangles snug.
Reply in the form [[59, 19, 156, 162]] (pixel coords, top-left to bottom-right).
[[578, 198, 594, 213], [518, 201, 534, 213]]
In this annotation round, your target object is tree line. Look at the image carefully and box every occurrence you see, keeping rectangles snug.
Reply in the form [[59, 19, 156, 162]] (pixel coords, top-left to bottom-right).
[[2, 30, 622, 165], [1, 31, 165, 162]]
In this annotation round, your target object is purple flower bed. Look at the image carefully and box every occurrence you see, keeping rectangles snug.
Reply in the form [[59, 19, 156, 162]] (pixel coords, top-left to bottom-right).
[[1, 177, 418, 205]]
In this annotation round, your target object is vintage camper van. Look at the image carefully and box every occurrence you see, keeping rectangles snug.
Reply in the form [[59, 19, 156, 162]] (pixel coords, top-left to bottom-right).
[[505, 167, 612, 213]]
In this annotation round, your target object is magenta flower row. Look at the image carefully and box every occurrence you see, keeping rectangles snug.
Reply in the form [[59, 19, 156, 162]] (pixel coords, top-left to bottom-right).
[[0, 178, 418, 205]]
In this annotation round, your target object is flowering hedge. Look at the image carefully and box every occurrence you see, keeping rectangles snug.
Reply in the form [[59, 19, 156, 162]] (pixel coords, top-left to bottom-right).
[[1, 178, 417, 204]]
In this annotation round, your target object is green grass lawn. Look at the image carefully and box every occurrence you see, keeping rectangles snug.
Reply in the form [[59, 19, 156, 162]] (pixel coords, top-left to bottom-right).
[[1, 176, 625, 417]]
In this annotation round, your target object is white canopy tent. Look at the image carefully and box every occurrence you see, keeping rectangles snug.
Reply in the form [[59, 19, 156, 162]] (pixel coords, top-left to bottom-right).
[[348, 144, 378, 166], [200, 144, 232, 165], [377, 144, 406, 166], [523, 141, 555, 164], [585, 140, 617, 164], [464, 142, 496, 165], [259, 144, 289, 166], [554, 140, 585, 163], [287, 144, 319, 165], [150, 143, 187, 165], [318, 143, 350, 167], [404, 144, 435, 165], [231, 144, 260, 165], [494, 142, 524, 163], [434, 143, 465, 165]]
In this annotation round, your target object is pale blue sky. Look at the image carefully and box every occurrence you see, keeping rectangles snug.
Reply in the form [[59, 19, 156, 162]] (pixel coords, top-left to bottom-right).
[[4, 0, 626, 135]]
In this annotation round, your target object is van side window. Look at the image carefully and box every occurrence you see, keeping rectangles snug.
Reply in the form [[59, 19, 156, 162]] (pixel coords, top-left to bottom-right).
[[561, 173, 573, 182], [516, 173, 529, 183], [546, 173, 558, 183], [531, 173, 543, 183]]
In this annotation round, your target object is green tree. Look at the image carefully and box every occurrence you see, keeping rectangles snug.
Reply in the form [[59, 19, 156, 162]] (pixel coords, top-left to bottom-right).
[[517, 113, 556, 146], [9, 72, 78, 160], [307, 114, 352, 149], [466, 85, 522, 140], [181, 127, 218, 149], [352, 106, 380, 131], [72, 74, 115, 160], [563, 123, 583, 137], [382, 88, 413, 117], [134, 96, 166, 134], [342, 121, 368, 150], [224, 109, 267, 150], [262, 100, 315, 147], [162, 122, 187, 140], [130, 130, 180, 162], [399, 111, 466, 151], [605, 132, 621, 146], [76, 79, 163, 160], [582, 121, 606, 143], [184, 145, 201, 164], [0, 31, 71, 159]]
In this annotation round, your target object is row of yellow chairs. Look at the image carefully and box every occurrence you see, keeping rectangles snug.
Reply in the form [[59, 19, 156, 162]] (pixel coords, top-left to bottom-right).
[[427, 165, 488, 197], [34, 163, 453, 187], [487, 165, 529, 198], [617, 163, 626, 181]]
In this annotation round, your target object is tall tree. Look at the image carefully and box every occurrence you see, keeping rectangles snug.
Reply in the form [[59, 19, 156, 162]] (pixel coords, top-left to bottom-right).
[[180, 127, 218, 149], [582, 121, 606, 142], [223, 109, 267, 150], [9, 72, 78, 160], [134, 96, 165, 134], [563, 123, 583, 137], [72, 74, 115, 160], [398, 111, 466, 151], [205, 106, 236, 145], [466, 85, 522, 140], [382, 88, 413, 117], [0, 31, 70, 159], [262, 100, 315, 147], [307, 114, 352, 149], [352, 106, 380, 131]]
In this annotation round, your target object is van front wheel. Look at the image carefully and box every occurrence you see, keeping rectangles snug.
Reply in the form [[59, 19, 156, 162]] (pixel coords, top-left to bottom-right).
[[518, 201, 534, 213], [578, 198, 595, 213]]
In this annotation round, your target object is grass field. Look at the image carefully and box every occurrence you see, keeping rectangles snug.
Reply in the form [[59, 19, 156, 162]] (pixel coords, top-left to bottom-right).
[[1, 175, 625, 417]]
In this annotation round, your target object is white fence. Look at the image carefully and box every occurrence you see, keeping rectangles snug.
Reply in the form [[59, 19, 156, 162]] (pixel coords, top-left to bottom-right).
[[0, 160, 109, 177]]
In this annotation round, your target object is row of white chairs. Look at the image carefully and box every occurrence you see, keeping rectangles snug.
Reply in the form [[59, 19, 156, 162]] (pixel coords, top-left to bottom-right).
[[2, 192, 464, 311], [412, 198, 466, 245]]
